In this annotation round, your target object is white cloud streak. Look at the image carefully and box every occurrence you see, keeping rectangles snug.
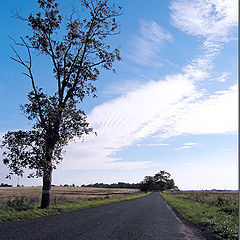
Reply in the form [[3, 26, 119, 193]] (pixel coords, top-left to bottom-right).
[[61, 78, 237, 170], [176, 142, 199, 150], [184, 142, 198, 146], [215, 72, 230, 82], [169, 0, 238, 41], [170, 0, 238, 84], [137, 143, 169, 147], [128, 20, 173, 66], [172, 84, 238, 135], [177, 146, 192, 150]]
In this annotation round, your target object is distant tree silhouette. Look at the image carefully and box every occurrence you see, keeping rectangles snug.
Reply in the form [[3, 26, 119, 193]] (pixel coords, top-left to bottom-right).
[[139, 176, 156, 193], [0, 183, 13, 187], [140, 170, 179, 192], [83, 182, 140, 189]]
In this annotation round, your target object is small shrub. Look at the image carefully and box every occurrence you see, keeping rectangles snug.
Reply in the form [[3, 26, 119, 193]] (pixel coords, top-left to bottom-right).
[[211, 196, 238, 216], [206, 219, 238, 240], [6, 197, 34, 211], [215, 196, 226, 207]]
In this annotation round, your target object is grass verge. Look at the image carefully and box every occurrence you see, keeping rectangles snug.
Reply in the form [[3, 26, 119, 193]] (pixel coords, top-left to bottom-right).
[[0, 192, 150, 224], [161, 192, 238, 240]]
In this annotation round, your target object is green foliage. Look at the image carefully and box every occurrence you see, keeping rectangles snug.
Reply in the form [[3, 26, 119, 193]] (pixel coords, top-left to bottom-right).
[[2, 0, 122, 178], [161, 192, 239, 240], [140, 170, 178, 192], [139, 176, 156, 192], [206, 218, 238, 239], [212, 196, 238, 216], [5, 197, 35, 211]]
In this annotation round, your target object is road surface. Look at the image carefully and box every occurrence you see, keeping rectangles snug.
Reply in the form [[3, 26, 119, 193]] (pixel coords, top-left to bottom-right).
[[0, 192, 212, 239]]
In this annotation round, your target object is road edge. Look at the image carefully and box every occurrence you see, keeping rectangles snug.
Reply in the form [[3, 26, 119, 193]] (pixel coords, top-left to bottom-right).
[[160, 193, 223, 240]]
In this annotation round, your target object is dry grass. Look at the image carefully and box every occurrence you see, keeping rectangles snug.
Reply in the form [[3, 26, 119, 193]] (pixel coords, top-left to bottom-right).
[[0, 186, 139, 205]]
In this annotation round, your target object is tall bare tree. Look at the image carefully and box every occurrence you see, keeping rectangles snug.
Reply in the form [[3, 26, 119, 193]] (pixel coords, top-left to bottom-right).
[[1, 0, 122, 208]]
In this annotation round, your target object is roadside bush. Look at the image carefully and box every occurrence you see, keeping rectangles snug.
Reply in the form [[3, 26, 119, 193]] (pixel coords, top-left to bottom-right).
[[5, 197, 34, 211], [211, 196, 238, 216], [206, 218, 238, 240]]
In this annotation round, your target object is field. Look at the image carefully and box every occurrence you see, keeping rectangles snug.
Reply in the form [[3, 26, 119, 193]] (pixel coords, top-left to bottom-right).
[[0, 186, 144, 223], [0, 186, 139, 204], [161, 190, 239, 240]]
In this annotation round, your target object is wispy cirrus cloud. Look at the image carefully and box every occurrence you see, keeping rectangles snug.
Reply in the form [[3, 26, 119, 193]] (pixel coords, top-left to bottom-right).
[[172, 84, 237, 135], [170, 0, 238, 83], [127, 20, 173, 66], [215, 72, 230, 82], [35, 0, 239, 171], [58, 0, 238, 171], [61, 78, 237, 170], [177, 146, 192, 150], [184, 143, 198, 146], [176, 142, 199, 150], [169, 0, 238, 41], [137, 143, 169, 147]]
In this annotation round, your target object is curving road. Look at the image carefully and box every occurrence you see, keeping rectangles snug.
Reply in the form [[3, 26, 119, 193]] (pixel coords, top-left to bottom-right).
[[0, 192, 208, 240]]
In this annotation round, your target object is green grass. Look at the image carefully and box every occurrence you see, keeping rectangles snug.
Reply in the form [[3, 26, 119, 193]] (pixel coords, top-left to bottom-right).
[[0, 192, 150, 223], [161, 192, 238, 240]]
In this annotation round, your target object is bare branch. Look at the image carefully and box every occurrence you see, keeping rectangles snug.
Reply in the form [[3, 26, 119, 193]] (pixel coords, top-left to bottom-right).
[[89, 60, 105, 68], [20, 37, 32, 69], [69, 1, 76, 22], [11, 8, 27, 21], [22, 72, 31, 79], [8, 35, 25, 47], [11, 57, 24, 65]]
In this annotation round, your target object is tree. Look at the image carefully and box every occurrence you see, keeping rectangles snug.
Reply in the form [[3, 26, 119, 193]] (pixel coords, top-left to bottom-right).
[[139, 170, 178, 192], [154, 170, 176, 191], [1, 0, 122, 209], [139, 176, 156, 193]]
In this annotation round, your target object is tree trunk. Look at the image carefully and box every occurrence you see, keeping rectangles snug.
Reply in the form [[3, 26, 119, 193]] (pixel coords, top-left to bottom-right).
[[40, 167, 53, 209], [40, 127, 59, 209]]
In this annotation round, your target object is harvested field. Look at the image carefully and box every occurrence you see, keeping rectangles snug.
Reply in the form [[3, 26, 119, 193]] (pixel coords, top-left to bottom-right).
[[0, 186, 140, 205]]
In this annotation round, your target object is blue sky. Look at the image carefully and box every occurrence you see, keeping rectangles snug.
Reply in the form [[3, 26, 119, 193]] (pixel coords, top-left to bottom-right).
[[0, 0, 238, 190]]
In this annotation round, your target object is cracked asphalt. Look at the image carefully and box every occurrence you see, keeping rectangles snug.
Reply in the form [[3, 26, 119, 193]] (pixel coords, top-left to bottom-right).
[[0, 192, 207, 240]]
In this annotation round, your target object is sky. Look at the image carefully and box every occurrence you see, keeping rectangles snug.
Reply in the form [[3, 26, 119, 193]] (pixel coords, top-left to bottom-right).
[[0, 0, 238, 190]]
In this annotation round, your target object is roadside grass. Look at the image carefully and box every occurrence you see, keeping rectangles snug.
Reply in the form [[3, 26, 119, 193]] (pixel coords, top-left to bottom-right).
[[0, 192, 150, 223], [161, 191, 239, 240]]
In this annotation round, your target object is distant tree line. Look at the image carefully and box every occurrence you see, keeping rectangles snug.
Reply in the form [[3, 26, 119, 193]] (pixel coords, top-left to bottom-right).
[[81, 170, 179, 192], [82, 182, 140, 189], [0, 183, 12, 187]]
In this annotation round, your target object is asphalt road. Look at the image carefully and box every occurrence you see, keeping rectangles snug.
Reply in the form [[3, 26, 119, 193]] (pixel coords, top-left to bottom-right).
[[0, 192, 207, 240]]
